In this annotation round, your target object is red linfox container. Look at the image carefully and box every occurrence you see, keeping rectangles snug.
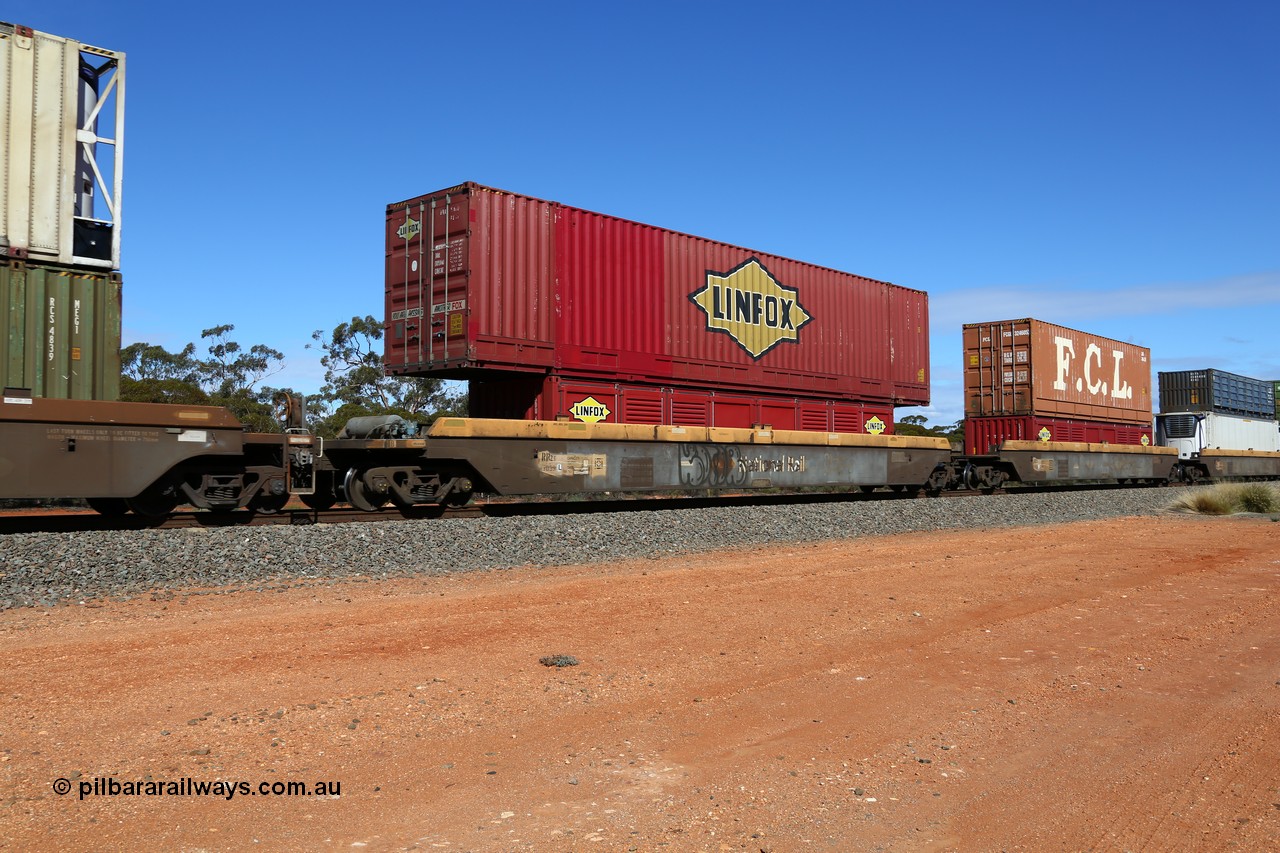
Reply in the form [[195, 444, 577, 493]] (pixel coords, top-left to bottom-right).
[[963, 319, 1152, 425], [469, 375, 896, 433], [964, 415, 1155, 456], [385, 183, 930, 412]]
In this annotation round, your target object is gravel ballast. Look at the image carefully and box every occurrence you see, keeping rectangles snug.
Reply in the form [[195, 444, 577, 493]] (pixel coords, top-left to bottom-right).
[[0, 490, 1180, 609]]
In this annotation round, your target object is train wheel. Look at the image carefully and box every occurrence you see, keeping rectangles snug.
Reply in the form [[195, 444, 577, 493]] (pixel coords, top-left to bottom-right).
[[444, 490, 473, 508], [86, 497, 129, 517], [126, 483, 179, 518], [440, 476, 474, 508], [344, 468, 388, 512]]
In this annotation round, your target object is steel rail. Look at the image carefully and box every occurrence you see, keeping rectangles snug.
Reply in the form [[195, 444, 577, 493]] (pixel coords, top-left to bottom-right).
[[0, 481, 1180, 536]]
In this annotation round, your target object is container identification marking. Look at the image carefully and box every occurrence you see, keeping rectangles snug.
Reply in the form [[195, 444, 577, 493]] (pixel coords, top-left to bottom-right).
[[47, 298, 56, 362], [689, 257, 812, 359], [431, 299, 467, 315], [864, 416, 887, 435]]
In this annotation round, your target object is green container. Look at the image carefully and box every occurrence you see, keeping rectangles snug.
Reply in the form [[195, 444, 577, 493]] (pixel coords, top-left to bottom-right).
[[1, 260, 121, 400], [1274, 380, 1280, 420]]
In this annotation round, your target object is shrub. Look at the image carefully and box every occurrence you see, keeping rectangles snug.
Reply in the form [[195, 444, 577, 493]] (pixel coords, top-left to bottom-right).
[[1169, 486, 1237, 515], [1235, 483, 1280, 514], [1169, 482, 1280, 515]]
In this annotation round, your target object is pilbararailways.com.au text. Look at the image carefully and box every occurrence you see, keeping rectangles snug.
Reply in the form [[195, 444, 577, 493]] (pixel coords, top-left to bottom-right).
[[53, 777, 341, 801]]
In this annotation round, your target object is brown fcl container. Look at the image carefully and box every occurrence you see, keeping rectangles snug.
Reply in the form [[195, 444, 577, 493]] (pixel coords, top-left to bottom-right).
[[963, 319, 1152, 425], [385, 183, 930, 409]]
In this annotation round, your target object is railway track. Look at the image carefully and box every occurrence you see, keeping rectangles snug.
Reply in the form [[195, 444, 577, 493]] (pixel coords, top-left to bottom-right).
[[0, 481, 1170, 535]]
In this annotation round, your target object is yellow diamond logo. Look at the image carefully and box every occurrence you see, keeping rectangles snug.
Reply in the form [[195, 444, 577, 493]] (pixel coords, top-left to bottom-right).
[[690, 257, 812, 359], [864, 416, 886, 435], [1140, 434, 1150, 446], [396, 217, 421, 240], [569, 396, 611, 424], [1038, 427, 1052, 442]]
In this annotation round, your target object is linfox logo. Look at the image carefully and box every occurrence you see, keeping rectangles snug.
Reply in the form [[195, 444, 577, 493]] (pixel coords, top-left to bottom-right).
[[569, 397, 611, 424], [1050, 335, 1142, 400], [689, 258, 812, 359], [396, 217, 421, 241]]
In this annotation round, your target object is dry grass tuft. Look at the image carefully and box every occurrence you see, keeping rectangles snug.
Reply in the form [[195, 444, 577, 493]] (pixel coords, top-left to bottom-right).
[[1235, 483, 1280, 514], [1169, 487, 1236, 515], [1169, 482, 1280, 515]]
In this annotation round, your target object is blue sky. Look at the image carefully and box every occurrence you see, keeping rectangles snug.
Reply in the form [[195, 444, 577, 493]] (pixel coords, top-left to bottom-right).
[[17, 2, 1279, 425]]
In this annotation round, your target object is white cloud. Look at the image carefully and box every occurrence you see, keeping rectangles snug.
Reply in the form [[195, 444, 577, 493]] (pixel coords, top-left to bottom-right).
[[931, 270, 1280, 331]]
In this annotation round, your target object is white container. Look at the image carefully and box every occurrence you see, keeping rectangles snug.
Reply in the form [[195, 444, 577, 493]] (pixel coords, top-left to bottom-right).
[[1157, 411, 1280, 459], [0, 22, 124, 269]]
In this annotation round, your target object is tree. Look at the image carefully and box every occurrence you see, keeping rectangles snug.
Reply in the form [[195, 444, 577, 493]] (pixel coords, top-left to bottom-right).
[[308, 315, 467, 436], [892, 414, 968, 446], [119, 376, 211, 406], [120, 342, 207, 405], [121, 341, 200, 383], [894, 413, 936, 437], [198, 324, 285, 398], [119, 327, 292, 432]]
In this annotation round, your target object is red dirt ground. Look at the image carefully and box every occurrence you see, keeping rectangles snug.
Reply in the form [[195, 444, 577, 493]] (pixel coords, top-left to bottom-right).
[[1, 514, 1278, 851]]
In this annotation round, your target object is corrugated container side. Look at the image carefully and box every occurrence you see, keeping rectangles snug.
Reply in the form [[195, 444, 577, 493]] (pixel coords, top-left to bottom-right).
[[964, 415, 1153, 456], [662, 234, 930, 402], [0, 24, 124, 270], [1274, 380, 1280, 420], [1156, 411, 1280, 456], [468, 376, 896, 433], [557, 205, 665, 373], [1, 260, 121, 399], [386, 183, 929, 407], [1156, 369, 1274, 418], [963, 318, 1152, 424]]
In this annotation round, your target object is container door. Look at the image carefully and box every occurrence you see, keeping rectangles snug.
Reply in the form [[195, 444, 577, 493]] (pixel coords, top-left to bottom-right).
[[385, 193, 471, 372], [963, 321, 1034, 416]]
